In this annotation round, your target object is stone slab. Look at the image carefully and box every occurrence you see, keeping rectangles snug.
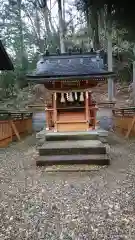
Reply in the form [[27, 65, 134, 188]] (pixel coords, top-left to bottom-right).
[[36, 129, 108, 140], [97, 129, 108, 137], [36, 129, 46, 139], [46, 130, 99, 141], [46, 131, 98, 136], [40, 140, 103, 149], [36, 154, 109, 166], [39, 140, 106, 156], [45, 164, 107, 172]]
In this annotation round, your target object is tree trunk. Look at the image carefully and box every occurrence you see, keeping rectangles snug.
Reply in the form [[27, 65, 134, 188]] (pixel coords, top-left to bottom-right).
[[58, 0, 65, 53], [91, 7, 100, 50], [93, 12, 100, 50], [35, 8, 44, 52], [42, 7, 51, 39], [86, 8, 93, 51], [107, 21, 114, 101], [38, 0, 52, 43], [47, 6, 57, 34], [17, 0, 24, 68]]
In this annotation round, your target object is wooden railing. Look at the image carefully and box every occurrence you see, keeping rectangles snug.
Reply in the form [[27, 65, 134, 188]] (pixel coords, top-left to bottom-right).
[[0, 111, 33, 147], [112, 107, 135, 137]]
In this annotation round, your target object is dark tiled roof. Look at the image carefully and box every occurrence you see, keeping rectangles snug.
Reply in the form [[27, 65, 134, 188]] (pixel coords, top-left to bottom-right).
[[0, 40, 14, 70], [27, 53, 114, 81]]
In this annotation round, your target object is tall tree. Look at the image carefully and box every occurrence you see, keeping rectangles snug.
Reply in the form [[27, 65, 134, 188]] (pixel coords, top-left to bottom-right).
[[58, 0, 65, 53], [37, 0, 52, 41]]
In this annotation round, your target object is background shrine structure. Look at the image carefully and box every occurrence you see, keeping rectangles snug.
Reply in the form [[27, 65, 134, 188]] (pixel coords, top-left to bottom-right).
[[0, 40, 33, 147]]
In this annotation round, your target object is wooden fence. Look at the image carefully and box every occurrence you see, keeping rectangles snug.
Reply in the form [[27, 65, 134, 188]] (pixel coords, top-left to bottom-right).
[[0, 111, 33, 147], [112, 107, 135, 137]]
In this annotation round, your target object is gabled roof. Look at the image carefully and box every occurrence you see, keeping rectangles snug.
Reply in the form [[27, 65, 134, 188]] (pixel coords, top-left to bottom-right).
[[27, 52, 115, 82], [0, 40, 14, 70]]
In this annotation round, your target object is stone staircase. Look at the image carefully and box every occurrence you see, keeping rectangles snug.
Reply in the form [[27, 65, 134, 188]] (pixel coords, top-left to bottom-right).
[[36, 130, 109, 166]]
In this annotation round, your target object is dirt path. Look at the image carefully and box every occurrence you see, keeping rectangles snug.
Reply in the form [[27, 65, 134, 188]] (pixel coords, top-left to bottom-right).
[[0, 134, 135, 239]]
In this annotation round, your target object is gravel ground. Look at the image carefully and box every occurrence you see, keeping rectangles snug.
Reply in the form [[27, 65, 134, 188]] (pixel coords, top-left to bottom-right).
[[0, 134, 135, 240]]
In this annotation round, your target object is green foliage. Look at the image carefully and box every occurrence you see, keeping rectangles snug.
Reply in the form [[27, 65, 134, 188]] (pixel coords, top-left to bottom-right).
[[0, 71, 16, 99], [118, 67, 132, 83], [0, 0, 135, 105], [76, 0, 135, 41]]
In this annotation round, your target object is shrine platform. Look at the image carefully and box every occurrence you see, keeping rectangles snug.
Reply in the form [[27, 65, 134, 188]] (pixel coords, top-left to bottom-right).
[[36, 130, 109, 166]]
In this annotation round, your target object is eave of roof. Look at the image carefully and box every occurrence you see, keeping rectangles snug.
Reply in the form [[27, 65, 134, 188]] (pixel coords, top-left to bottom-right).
[[27, 72, 115, 83], [0, 40, 14, 70]]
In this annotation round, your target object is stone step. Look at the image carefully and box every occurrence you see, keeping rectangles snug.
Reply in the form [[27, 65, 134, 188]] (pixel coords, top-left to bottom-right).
[[36, 129, 108, 141], [45, 131, 98, 141], [39, 140, 106, 156], [36, 154, 109, 166], [45, 164, 107, 172]]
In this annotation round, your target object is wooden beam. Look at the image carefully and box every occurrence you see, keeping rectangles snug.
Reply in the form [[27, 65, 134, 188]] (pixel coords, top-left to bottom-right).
[[85, 91, 89, 130], [53, 92, 57, 132], [45, 107, 49, 131], [125, 116, 135, 138], [10, 120, 21, 141]]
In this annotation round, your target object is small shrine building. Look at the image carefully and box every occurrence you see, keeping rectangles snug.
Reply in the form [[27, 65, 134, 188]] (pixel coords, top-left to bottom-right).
[[27, 50, 115, 133]]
